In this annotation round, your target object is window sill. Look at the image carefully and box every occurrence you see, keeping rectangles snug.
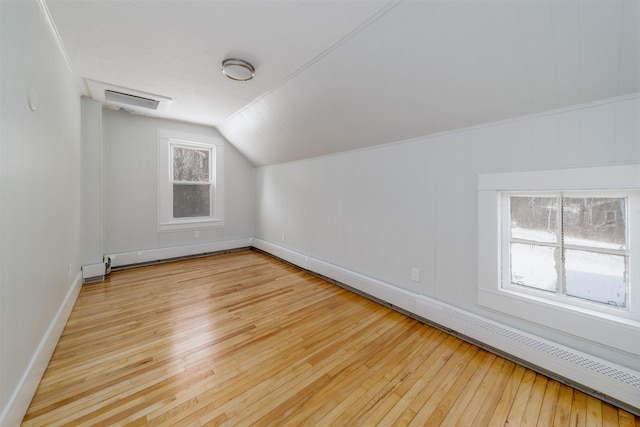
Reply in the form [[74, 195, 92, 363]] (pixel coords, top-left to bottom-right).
[[158, 218, 224, 232]]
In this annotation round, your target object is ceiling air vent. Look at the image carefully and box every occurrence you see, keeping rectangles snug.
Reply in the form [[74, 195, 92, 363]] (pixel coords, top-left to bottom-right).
[[104, 90, 160, 110], [86, 79, 171, 113]]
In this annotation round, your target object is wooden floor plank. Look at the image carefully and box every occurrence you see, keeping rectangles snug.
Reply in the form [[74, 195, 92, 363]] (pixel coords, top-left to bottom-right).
[[505, 368, 538, 426], [21, 250, 640, 426], [373, 337, 466, 426], [521, 374, 548, 426], [537, 379, 560, 427], [440, 351, 496, 426], [586, 395, 604, 427], [485, 363, 527, 426], [424, 351, 495, 427], [457, 356, 506, 426], [571, 390, 589, 427], [553, 383, 575, 427], [404, 342, 479, 425]]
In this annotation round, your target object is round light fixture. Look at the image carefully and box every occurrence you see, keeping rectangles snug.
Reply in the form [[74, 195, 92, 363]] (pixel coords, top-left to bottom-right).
[[221, 58, 255, 81]]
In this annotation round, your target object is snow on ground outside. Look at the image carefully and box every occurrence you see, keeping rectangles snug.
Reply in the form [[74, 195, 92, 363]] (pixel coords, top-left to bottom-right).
[[510, 242, 626, 307]]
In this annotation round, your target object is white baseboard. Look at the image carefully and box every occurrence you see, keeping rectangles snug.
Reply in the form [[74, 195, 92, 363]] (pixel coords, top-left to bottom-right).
[[252, 238, 640, 414], [106, 238, 253, 268], [0, 272, 83, 427], [252, 239, 416, 313]]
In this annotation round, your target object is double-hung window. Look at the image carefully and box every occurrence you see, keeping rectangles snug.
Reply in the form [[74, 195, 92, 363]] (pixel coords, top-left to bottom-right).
[[172, 144, 212, 218], [158, 129, 224, 231]]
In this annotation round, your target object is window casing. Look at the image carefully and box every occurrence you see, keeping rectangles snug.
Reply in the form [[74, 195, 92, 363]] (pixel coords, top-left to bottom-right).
[[158, 129, 224, 232], [478, 165, 640, 355]]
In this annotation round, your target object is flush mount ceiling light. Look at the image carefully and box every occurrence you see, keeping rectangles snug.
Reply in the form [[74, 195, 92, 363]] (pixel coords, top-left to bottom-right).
[[221, 58, 255, 81]]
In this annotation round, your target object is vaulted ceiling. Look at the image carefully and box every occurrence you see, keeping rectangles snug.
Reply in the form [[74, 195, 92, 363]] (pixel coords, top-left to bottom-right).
[[45, 0, 639, 166]]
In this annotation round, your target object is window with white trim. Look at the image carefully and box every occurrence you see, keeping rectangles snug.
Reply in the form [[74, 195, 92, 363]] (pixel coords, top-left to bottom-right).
[[477, 165, 640, 354], [158, 129, 224, 232], [502, 192, 630, 309]]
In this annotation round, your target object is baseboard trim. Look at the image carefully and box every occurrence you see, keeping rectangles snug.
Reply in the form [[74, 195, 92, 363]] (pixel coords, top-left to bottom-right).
[[251, 239, 416, 313], [251, 238, 640, 415], [106, 238, 253, 269], [0, 272, 83, 427]]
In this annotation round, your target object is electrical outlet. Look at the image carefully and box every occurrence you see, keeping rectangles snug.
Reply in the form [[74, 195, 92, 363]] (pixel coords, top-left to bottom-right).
[[281, 233, 286, 242], [411, 267, 420, 282], [194, 230, 200, 239]]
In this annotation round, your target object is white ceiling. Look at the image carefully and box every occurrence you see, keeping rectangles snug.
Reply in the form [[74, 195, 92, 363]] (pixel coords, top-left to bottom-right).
[[45, 0, 640, 166]]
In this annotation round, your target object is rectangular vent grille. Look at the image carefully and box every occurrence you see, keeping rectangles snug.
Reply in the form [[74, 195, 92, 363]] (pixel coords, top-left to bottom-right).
[[105, 90, 160, 110]]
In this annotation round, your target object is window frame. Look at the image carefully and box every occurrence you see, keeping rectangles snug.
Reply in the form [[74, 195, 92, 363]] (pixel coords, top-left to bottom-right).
[[171, 142, 213, 219], [478, 165, 640, 355], [157, 129, 224, 232], [501, 191, 631, 312]]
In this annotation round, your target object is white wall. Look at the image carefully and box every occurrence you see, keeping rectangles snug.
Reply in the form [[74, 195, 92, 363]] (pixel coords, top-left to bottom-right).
[[103, 109, 254, 256], [0, 0, 82, 424], [255, 95, 640, 369]]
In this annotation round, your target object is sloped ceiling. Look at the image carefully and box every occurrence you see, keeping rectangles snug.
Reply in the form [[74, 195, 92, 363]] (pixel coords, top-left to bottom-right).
[[45, 0, 639, 166]]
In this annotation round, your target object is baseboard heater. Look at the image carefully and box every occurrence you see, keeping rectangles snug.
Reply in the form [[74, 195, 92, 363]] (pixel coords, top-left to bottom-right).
[[81, 256, 111, 283], [413, 296, 639, 415]]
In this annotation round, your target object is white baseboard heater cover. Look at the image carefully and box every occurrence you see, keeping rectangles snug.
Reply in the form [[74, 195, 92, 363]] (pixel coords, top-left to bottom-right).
[[81, 263, 105, 282], [415, 296, 640, 413]]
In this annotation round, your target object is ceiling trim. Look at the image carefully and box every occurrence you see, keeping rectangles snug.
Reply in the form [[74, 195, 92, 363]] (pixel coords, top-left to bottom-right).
[[36, 0, 85, 96]]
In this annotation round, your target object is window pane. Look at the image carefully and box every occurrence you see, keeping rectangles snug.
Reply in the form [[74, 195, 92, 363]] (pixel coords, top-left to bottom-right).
[[563, 198, 626, 250], [510, 196, 558, 243], [565, 249, 626, 307], [510, 243, 557, 292], [173, 147, 210, 182], [173, 184, 210, 218]]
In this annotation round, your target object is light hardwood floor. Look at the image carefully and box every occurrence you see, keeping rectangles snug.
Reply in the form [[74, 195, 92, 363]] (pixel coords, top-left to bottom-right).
[[22, 250, 639, 426]]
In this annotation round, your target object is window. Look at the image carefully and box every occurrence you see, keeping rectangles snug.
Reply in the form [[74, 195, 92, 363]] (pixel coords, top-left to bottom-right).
[[172, 145, 211, 218], [503, 193, 629, 308], [478, 165, 640, 354], [158, 129, 224, 231]]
